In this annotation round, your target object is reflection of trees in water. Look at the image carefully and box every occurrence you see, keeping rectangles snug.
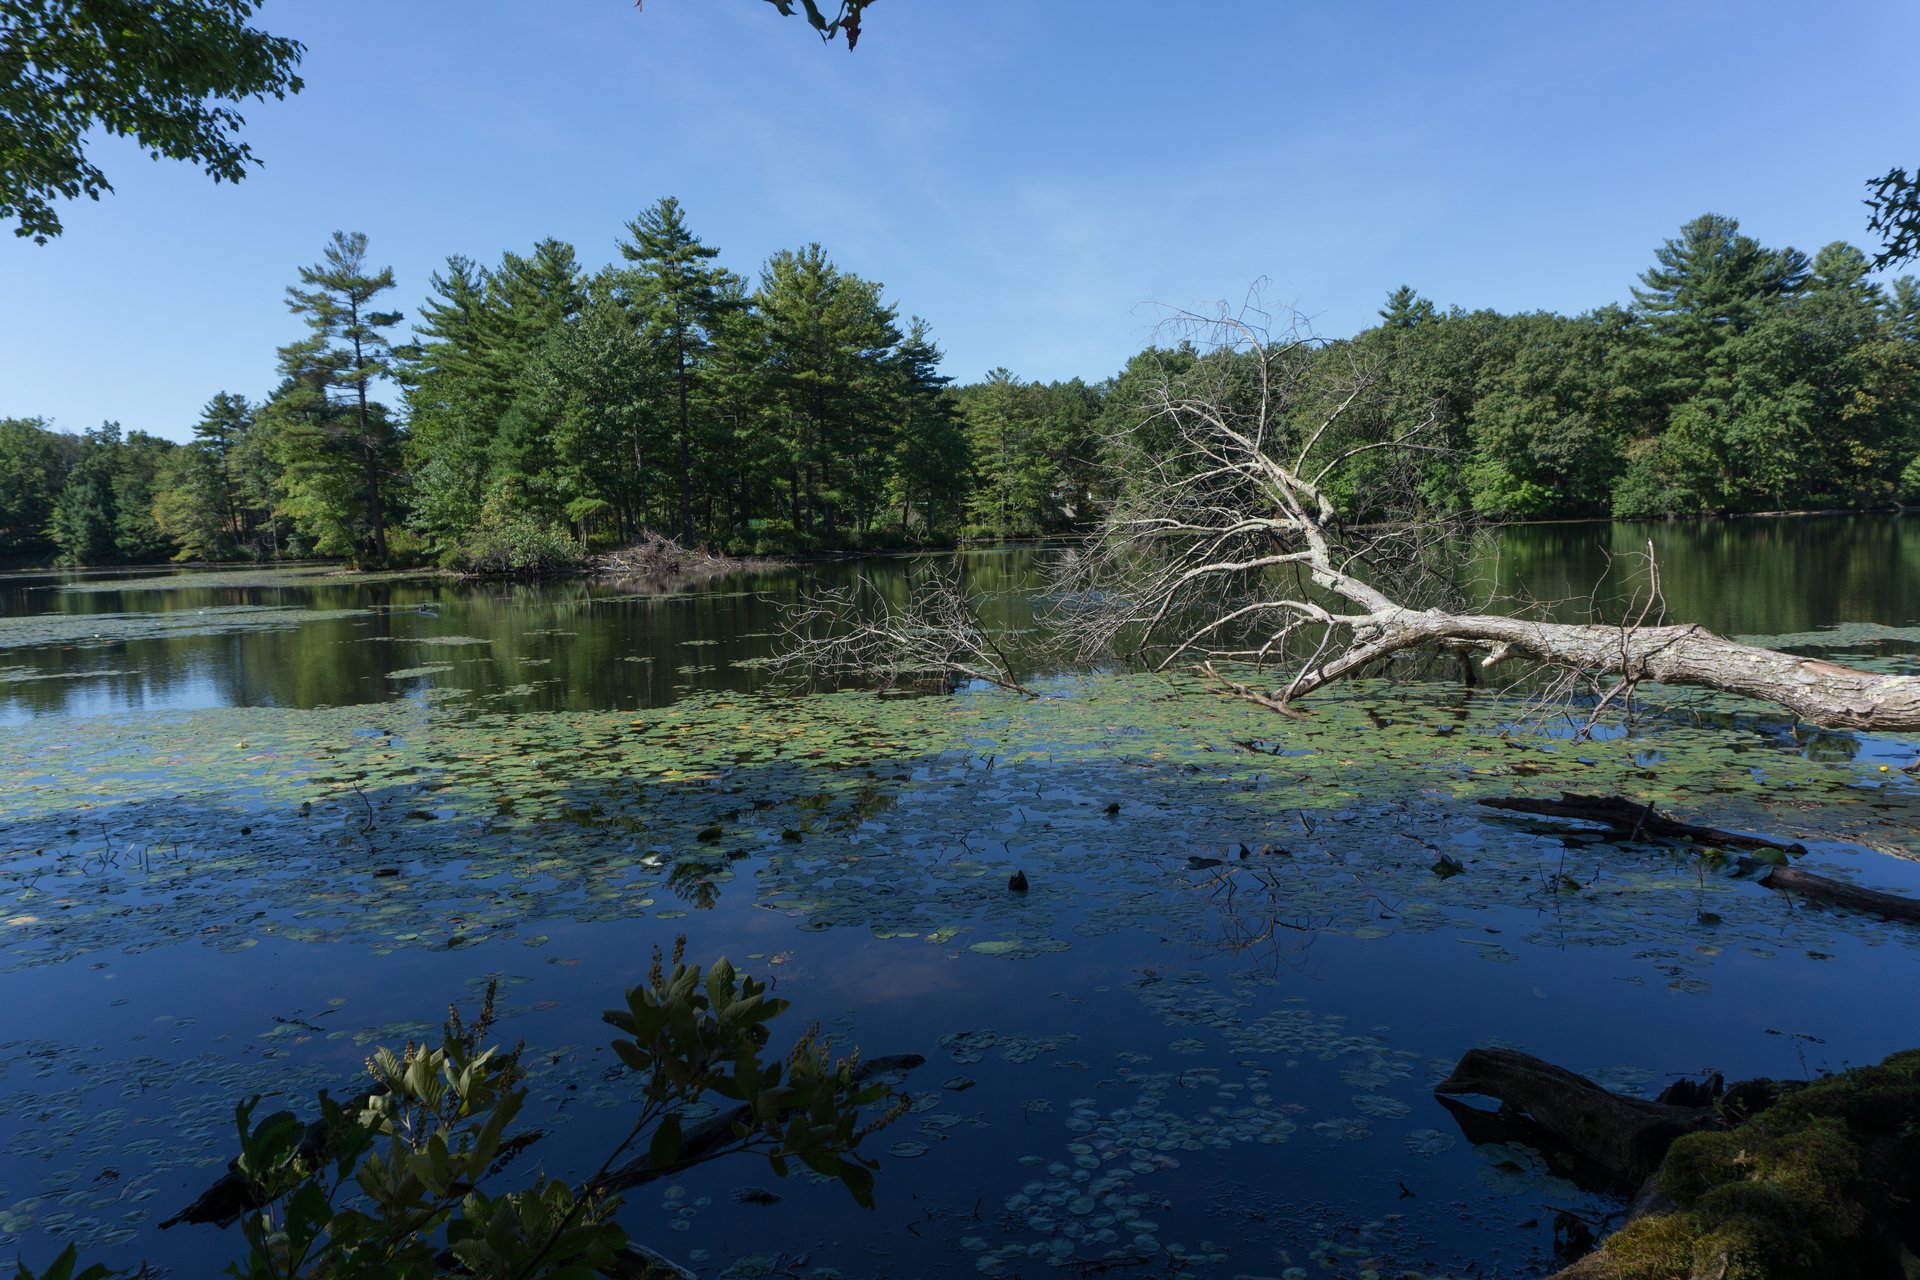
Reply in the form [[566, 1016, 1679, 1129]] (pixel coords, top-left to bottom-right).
[[7, 523, 1917, 719], [1186, 859, 1326, 979], [1477, 517, 1920, 642], [666, 858, 725, 910]]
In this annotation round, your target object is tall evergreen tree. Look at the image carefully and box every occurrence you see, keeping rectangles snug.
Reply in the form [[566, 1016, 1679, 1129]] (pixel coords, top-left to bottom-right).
[[1629, 213, 1810, 397], [887, 318, 965, 535], [1379, 285, 1437, 328], [283, 230, 403, 561], [45, 423, 119, 565], [404, 239, 586, 555], [755, 244, 900, 538], [618, 198, 735, 542], [192, 391, 252, 540]]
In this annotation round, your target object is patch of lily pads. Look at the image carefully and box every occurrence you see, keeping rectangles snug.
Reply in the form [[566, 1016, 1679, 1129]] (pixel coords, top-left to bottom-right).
[[2, 669, 1917, 1274], [0, 606, 372, 651]]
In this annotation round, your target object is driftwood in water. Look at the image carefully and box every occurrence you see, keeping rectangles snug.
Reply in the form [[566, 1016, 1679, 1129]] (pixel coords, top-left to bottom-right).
[[1479, 792, 1807, 854], [1737, 857, 1920, 925], [1433, 1047, 1715, 1185], [595, 1052, 926, 1195]]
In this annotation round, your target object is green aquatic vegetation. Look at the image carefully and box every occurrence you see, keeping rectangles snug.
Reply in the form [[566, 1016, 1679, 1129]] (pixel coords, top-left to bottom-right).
[[411, 635, 491, 648], [0, 666, 135, 685], [7, 954, 903, 1279], [981, 1068, 1293, 1276], [0, 606, 373, 651], [939, 1029, 1078, 1067], [1, 675, 1911, 985], [385, 663, 454, 680], [1734, 621, 1920, 652], [1, 672, 1917, 1273]]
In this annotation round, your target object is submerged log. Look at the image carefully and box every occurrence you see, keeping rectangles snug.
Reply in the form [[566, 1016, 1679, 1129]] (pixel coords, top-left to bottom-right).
[[1479, 793, 1807, 854], [1433, 1047, 1715, 1185], [1736, 857, 1920, 925]]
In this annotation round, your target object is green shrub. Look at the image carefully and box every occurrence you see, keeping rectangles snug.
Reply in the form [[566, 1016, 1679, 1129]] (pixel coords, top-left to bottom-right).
[[444, 511, 581, 577], [11, 946, 902, 1280]]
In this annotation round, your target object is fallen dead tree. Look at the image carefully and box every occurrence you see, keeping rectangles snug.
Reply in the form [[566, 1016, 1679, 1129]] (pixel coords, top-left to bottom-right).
[[1479, 793, 1807, 854], [1052, 309, 1920, 733], [769, 559, 1040, 696]]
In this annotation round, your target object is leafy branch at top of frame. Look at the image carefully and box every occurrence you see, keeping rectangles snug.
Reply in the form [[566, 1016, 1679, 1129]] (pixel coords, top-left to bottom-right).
[[760, 0, 876, 50]]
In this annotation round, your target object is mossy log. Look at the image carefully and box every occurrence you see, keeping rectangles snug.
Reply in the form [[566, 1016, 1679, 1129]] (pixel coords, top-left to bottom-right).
[[1735, 858, 1920, 925], [1433, 1047, 1714, 1185], [1545, 1049, 1920, 1280], [1479, 794, 1806, 854]]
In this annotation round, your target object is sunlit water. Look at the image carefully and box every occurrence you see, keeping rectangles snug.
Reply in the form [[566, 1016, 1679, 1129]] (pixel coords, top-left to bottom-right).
[[2, 519, 1918, 1278]]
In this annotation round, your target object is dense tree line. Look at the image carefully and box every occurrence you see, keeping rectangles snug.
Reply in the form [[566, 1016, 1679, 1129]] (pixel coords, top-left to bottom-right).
[[1325, 215, 1920, 519], [5, 210, 1919, 567]]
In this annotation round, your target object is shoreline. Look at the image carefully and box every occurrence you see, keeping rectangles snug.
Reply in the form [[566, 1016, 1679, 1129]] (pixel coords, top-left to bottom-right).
[[6, 506, 1911, 579]]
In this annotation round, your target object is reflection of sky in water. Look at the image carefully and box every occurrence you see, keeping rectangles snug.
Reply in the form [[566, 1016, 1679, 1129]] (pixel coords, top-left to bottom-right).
[[2, 530, 1919, 1276], [0, 673, 230, 726]]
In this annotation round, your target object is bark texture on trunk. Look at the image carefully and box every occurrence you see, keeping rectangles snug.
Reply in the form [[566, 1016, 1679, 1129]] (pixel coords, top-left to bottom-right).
[[1303, 610, 1920, 732]]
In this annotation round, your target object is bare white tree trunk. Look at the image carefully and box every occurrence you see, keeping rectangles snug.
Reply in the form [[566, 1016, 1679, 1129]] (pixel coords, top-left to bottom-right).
[[1061, 309, 1920, 732]]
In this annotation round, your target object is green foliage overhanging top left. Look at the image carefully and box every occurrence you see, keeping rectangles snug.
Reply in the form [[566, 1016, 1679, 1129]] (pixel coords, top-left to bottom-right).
[[0, 0, 303, 242]]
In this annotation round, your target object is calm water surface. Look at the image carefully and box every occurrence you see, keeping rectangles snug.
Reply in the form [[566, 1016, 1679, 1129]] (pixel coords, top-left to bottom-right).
[[1, 518, 1917, 1278]]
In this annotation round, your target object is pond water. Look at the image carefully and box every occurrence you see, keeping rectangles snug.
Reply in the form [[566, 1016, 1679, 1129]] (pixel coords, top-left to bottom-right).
[[2, 517, 1918, 1279]]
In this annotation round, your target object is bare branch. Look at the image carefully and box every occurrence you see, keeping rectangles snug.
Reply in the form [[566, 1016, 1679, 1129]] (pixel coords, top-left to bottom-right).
[[767, 561, 1039, 697], [1059, 305, 1920, 731]]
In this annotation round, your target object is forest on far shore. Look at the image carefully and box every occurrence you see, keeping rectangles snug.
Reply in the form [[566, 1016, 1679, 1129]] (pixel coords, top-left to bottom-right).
[[3, 207, 1918, 572]]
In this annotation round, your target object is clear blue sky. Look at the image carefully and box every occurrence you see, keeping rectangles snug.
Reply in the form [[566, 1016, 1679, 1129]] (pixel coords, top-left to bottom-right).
[[5, 0, 1916, 443]]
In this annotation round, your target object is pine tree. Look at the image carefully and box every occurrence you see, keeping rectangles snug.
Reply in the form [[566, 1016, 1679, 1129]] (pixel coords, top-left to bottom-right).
[[404, 243, 584, 554], [1630, 213, 1809, 392], [282, 231, 403, 561], [618, 198, 735, 542], [1379, 285, 1436, 328], [754, 243, 900, 539], [887, 318, 965, 536], [192, 391, 252, 541]]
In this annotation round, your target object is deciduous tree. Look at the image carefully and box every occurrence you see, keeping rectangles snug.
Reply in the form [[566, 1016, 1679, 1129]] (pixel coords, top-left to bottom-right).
[[0, 0, 303, 241]]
